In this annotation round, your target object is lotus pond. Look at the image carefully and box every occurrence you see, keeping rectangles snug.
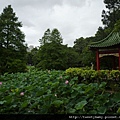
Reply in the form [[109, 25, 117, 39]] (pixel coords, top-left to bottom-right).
[[0, 68, 120, 114]]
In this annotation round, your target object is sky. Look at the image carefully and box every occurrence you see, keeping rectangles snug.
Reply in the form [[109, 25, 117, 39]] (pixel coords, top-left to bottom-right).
[[0, 0, 106, 47]]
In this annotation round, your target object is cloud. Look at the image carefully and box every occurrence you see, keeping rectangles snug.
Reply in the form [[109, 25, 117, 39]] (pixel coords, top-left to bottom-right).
[[0, 0, 105, 47]]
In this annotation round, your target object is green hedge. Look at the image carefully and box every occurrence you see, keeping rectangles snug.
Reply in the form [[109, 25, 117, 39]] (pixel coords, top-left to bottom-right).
[[66, 68, 120, 81], [66, 68, 120, 91]]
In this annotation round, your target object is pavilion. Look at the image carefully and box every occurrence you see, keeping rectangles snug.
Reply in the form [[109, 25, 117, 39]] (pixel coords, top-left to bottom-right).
[[89, 31, 120, 70]]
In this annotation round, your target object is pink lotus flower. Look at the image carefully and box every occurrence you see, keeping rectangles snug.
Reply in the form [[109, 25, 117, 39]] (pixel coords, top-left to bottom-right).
[[65, 80, 69, 84], [0, 82, 2, 85], [20, 92, 24, 96]]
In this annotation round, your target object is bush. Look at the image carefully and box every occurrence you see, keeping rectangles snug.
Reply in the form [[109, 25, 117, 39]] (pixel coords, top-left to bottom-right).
[[66, 68, 120, 90], [66, 68, 120, 82]]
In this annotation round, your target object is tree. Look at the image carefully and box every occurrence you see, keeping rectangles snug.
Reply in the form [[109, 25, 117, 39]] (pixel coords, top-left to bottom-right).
[[36, 28, 80, 70], [101, 0, 120, 29], [39, 28, 51, 46], [50, 28, 63, 44], [65, 47, 81, 67], [26, 47, 39, 66], [36, 43, 80, 70], [73, 37, 85, 54], [39, 28, 63, 46], [80, 46, 95, 67], [95, 27, 107, 41], [36, 43, 66, 70], [0, 5, 27, 74], [114, 19, 120, 32], [73, 36, 95, 67]]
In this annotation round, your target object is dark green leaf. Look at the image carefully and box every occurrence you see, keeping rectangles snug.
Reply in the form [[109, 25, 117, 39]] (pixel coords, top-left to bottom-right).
[[68, 108, 76, 113], [75, 100, 87, 110], [112, 93, 120, 103], [97, 107, 106, 114], [52, 100, 63, 107], [21, 101, 28, 108]]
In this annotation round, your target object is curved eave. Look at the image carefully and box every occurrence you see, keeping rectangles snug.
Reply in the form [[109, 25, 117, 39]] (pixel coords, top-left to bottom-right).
[[89, 32, 120, 49]]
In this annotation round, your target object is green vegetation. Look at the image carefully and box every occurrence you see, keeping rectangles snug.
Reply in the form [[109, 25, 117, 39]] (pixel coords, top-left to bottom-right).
[[1, 1, 120, 74], [0, 1, 120, 115], [0, 5, 27, 75], [0, 68, 120, 114], [66, 68, 120, 91]]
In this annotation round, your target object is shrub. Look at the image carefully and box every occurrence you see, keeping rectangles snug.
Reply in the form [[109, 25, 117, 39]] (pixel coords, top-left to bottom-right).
[[66, 68, 120, 91]]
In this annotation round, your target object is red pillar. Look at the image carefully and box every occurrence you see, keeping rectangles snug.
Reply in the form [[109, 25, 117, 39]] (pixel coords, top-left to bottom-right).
[[96, 49, 100, 70], [119, 49, 120, 70]]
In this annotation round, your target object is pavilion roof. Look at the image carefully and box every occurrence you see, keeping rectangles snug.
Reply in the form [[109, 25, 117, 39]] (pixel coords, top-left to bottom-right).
[[89, 31, 120, 49]]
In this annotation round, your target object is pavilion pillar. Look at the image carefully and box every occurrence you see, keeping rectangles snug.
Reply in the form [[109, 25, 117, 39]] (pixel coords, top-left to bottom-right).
[[96, 49, 100, 70], [119, 49, 120, 70]]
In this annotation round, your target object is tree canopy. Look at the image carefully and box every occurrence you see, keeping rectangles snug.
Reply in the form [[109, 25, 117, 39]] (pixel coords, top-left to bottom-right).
[[39, 28, 63, 46], [35, 28, 80, 70], [0, 5, 27, 74]]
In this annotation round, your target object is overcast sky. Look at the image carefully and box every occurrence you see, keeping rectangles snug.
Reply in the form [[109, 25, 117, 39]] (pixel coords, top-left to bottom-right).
[[0, 0, 106, 47]]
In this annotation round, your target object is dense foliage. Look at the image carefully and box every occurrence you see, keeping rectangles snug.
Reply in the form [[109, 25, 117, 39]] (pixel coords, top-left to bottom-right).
[[101, 0, 120, 29], [1, 0, 120, 74], [26, 47, 39, 66], [35, 28, 80, 70], [0, 5, 27, 74], [39, 28, 63, 46], [66, 68, 120, 91], [0, 68, 120, 114]]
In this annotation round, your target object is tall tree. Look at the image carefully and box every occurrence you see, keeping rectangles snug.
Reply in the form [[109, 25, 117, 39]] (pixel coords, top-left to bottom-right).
[[50, 28, 63, 44], [37, 43, 63, 70], [39, 28, 63, 46], [101, 0, 120, 29], [73, 36, 95, 67], [0, 5, 27, 74], [36, 28, 80, 70], [36, 43, 80, 70], [39, 28, 51, 46]]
